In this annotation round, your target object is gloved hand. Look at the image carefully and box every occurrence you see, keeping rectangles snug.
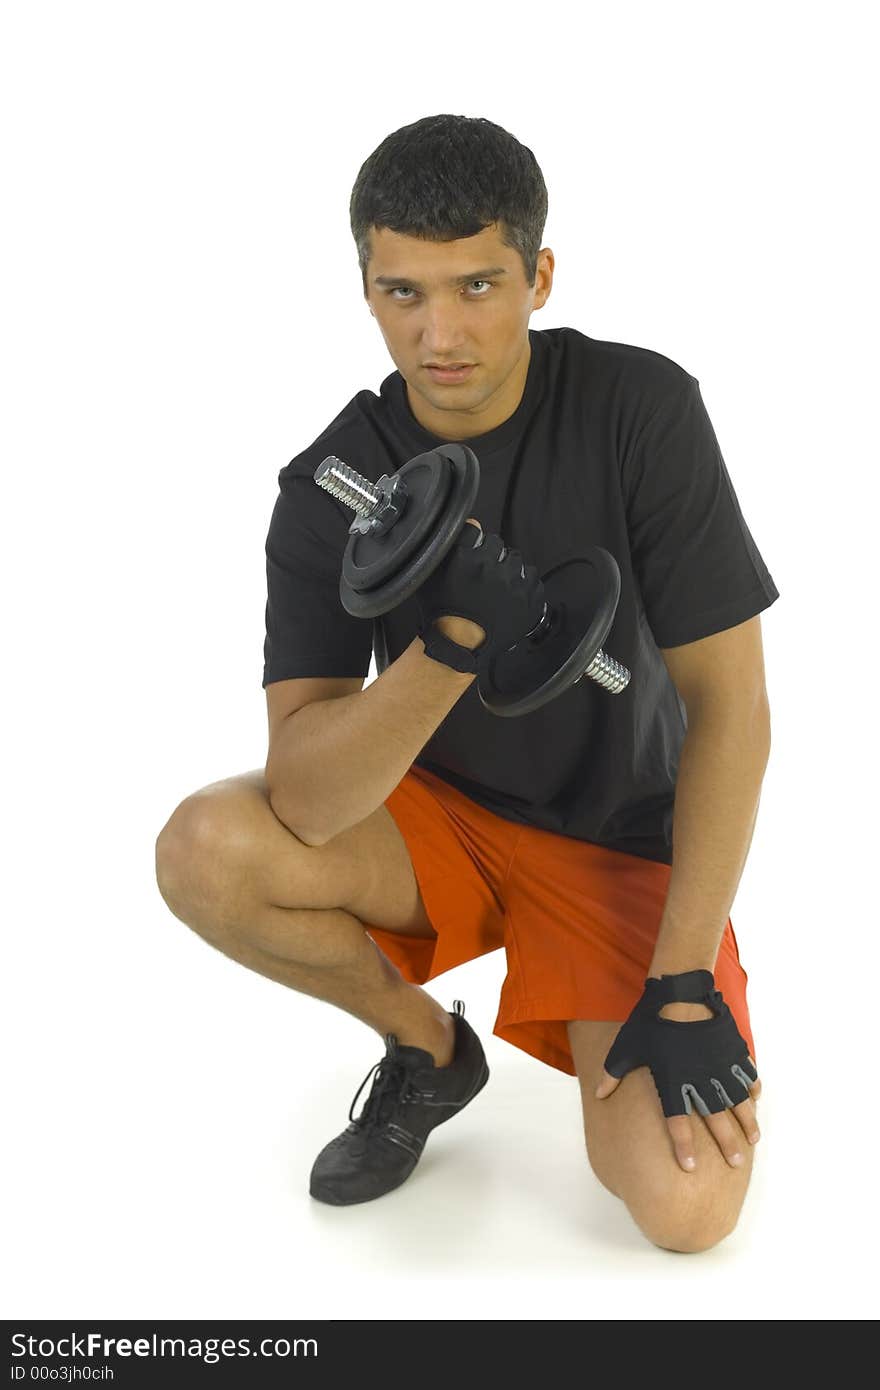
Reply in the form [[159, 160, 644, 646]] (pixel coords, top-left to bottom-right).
[[594, 969, 761, 1172], [415, 519, 546, 676]]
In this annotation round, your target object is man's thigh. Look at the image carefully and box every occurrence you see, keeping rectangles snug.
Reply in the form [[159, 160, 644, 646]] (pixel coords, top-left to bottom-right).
[[157, 767, 436, 939], [567, 1019, 757, 1252]]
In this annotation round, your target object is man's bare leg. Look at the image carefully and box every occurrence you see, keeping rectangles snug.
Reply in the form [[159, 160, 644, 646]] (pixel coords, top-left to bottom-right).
[[154, 768, 456, 1067]]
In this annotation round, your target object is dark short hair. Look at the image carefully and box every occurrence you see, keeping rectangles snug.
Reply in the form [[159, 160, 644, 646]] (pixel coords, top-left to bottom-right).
[[350, 113, 548, 296]]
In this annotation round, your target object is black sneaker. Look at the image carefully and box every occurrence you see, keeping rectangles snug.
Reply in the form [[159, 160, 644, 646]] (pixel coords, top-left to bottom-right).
[[309, 999, 489, 1206]]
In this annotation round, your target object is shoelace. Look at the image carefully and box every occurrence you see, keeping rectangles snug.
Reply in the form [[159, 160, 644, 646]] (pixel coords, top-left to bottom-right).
[[348, 1033, 430, 1134]]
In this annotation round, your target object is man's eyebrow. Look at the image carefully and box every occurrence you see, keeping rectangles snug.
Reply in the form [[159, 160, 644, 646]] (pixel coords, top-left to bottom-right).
[[373, 266, 509, 290]]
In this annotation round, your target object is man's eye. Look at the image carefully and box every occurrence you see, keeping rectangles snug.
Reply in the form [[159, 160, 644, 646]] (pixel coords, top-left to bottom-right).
[[388, 281, 494, 301]]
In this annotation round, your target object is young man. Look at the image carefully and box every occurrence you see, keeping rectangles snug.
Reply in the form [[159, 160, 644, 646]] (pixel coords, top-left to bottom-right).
[[155, 114, 778, 1253]]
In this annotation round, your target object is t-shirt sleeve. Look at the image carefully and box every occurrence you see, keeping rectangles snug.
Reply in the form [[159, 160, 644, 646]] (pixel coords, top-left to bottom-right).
[[262, 471, 374, 687], [621, 376, 780, 648]]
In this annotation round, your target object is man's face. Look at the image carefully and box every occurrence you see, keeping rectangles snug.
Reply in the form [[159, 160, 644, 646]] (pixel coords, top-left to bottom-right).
[[364, 222, 553, 440]]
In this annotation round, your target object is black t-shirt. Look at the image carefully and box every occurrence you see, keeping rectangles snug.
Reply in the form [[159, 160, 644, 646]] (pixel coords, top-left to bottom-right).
[[263, 326, 779, 865]]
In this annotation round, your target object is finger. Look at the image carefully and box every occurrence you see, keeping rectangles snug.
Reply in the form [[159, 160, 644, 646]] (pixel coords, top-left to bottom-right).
[[594, 1067, 621, 1100], [730, 1060, 761, 1143], [731, 1058, 761, 1103], [665, 1114, 697, 1171], [721, 1058, 761, 1141], [702, 1107, 750, 1167], [668, 1104, 752, 1171], [730, 1095, 761, 1145]]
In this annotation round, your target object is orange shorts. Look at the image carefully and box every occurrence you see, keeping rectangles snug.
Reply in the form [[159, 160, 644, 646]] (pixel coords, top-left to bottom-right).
[[364, 763, 756, 1078]]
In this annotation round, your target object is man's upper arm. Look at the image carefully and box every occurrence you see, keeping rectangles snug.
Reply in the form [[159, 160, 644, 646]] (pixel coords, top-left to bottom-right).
[[659, 614, 770, 718]]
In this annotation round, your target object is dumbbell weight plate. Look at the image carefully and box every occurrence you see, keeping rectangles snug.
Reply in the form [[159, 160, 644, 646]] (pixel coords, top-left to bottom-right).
[[340, 443, 480, 618], [478, 548, 622, 717]]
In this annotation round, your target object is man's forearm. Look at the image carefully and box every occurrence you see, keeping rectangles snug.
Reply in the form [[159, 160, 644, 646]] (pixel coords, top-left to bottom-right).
[[266, 637, 475, 846], [648, 702, 772, 979]]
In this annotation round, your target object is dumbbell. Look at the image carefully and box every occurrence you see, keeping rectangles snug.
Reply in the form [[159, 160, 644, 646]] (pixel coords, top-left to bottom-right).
[[313, 443, 631, 717]]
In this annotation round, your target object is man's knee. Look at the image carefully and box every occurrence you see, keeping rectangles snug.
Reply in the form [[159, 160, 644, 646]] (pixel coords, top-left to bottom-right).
[[155, 783, 272, 923], [619, 1164, 747, 1253]]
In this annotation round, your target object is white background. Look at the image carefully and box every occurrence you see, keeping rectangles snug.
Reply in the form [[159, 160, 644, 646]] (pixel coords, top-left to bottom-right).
[[3, 0, 877, 1322]]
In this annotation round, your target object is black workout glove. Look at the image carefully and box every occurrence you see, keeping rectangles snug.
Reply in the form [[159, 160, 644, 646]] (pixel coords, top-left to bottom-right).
[[415, 522, 546, 676], [600, 969, 759, 1119]]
